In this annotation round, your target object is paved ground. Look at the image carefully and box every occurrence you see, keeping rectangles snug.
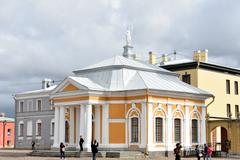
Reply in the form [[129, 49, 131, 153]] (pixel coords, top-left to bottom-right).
[[0, 150, 239, 159], [0, 157, 239, 160]]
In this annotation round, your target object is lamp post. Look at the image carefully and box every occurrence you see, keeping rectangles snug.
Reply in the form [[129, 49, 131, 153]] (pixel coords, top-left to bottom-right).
[[2, 120, 7, 148]]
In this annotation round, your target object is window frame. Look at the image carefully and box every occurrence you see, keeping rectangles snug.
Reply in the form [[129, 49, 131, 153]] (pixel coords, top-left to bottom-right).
[[191, 119, 198, 143], [36, 99, 42, 112], [174, 118, 182, 143], [226, 79, 231, 94], [130, 117, 139, 143], [182, 73, 191, 85], [234, 81, 239, 95], [18, 121, 24, 137], [36, 120, 42, 137], [19, 101, 24, 113], [235, 105, 239, 119], [227, 104, 231, 117], [155, 117, 164, 143]]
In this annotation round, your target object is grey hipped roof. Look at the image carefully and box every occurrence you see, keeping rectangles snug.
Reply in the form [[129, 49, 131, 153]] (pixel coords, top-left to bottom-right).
[[68, 55, 212, 97]]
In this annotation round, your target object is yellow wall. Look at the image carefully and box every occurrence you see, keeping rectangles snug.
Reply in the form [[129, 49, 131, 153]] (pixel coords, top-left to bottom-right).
[[109, 104, 125, 119], [198, 69, 240, 119], [109, 123, 125, 144], [176, 69, 198, 86]]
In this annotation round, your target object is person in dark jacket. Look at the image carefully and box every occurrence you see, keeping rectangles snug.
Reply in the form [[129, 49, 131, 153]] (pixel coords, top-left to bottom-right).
[[195, 145, 201, 160], [91, 139, 99, 160], [174, 143, 182, 160], [31, 140, 35, 150], [203, 144, 208, 160], [79, 135, 84, 151], [60, 142, 65, 160]]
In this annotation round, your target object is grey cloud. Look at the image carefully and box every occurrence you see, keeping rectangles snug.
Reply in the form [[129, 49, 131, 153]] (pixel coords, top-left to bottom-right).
[[0, 0, 240, 117]]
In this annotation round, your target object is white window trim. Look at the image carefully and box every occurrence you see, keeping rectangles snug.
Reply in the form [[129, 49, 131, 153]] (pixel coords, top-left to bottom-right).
[[19, 101, 24, 113], [36, 119, 42, 137], [129, 116, 140, 145], [18, 120, 24, 137], [154, 116, 165, 144], [36, 99, 42, 112], [173, 117, 183, 143]]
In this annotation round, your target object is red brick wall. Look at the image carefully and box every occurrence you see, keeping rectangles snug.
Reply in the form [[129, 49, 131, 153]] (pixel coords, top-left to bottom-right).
[[0, 121, 15, 148]]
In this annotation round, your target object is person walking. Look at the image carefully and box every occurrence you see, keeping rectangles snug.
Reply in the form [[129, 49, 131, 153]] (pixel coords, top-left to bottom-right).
[[60, 142, 66, 160], [91, 139, 99, 160], [79, 135, 84, 151], [203, 144, 208, 160], [207, 145, 213, 160], [195, 145, 201, 160], [31, 140, 35, 150], [174, 143, 182, 160]]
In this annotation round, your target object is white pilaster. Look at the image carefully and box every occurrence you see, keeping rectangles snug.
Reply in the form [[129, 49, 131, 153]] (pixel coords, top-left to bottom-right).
[[201, 107, 206, 144], [147, 103, 153, 151], [167, 104, 173, 151], [76, 107, 80, 145], [184, 105, 190, 148], [140, 102, 146, 148], [95, 105, 100, 143], [59, 106, 65, 144], [80, 105, 86, 145], [102, 104, 109, 147], [53, 106, 60, 147], [69, 107, 75, 145], [85, 104, 92, 152]]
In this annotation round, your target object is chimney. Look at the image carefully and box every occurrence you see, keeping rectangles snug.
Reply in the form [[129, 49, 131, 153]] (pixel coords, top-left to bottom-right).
[[42, 78, 53, 89], [193, 49, 208, 62], [149, 51, 156, 65], [0, 113, 5, 117]]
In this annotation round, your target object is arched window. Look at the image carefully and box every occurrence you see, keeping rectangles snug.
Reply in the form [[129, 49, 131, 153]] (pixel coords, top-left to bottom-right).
[[174, 118, 181, 142], [192, 119, 198, 143], [36, 120, 42, 136], [18, 121, 24, 137], [155, 117, 163, 142], [131, 117, 139, 143]]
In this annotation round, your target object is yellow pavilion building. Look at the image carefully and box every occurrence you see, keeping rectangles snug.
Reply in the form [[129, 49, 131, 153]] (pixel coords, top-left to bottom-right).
[[49, 31, 213, 155]]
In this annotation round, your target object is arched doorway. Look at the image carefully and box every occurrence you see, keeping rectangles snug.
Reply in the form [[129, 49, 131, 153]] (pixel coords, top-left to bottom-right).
[[210, 126, 228, 151]]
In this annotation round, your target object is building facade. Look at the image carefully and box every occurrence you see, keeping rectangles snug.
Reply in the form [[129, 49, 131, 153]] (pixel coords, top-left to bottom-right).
[[160, 50, 240, 154], [14, 83, 56, 149], [0, 113, 15, 148], [14, 32, 212, 155]]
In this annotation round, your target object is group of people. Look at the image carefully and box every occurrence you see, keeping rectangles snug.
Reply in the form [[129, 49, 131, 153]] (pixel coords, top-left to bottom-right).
[[174, 143, 213, 160], [59, 136, 99, 160]]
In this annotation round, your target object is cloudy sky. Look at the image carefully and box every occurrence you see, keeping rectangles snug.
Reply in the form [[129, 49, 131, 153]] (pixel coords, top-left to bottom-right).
[[0, 0, 240, 117]]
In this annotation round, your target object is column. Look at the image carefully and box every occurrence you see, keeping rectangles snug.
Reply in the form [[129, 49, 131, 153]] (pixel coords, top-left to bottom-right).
[[85, 104, 92, 152], [95, 105, 101, 143], [167, 104, 173, 151], [201, 107, 206, 144], [147, 103, 153, 151], [59, 106, 65, 144], [69, 106, 75, 145], [102, 104, 109, 147], [80, 105, 86, 145], [184, 105, 190, 148], [76, 107, 80, 145], [53, 106, 60, 147], [140, 102, 146, 148]]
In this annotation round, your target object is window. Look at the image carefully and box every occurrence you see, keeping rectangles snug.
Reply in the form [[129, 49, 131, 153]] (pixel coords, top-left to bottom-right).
[[50, 121, 55, 136], [36, 122, 42, 136], [27, 121, 32, 136], [27, 100, 33, 112], [227, 104, 231, 117], [19, 101, 24, 112], [7, 140, 11, 146], [236, 105, 239, 119], [235, 81, 238, 95], [155, 117, 163, 142], [19, 123, 24, 137], [182, 73, 191, 84], [226, 80, 230, 94], [7, 129, 11, 136], [192, 119, 198, 143], [174, 118, 181, 142], [131, 117, 138, 143], [37, 100, 42, 112]]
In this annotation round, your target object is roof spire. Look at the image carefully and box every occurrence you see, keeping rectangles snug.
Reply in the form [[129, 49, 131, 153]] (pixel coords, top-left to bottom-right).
[[123, 27, 135, 59]]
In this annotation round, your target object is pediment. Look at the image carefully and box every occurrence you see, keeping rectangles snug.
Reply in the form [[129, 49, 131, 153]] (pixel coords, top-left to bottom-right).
[[51, 77, 88, 94]]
